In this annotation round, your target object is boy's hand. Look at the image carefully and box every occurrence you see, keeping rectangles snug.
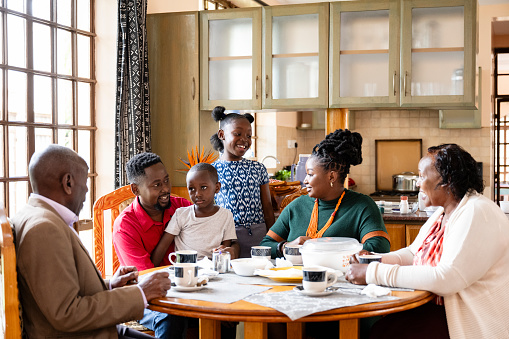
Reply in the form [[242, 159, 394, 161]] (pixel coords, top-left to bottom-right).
[[213, 243, 239, 259]]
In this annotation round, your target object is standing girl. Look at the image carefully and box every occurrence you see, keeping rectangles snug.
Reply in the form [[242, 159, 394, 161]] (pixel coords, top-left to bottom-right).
[[210, 106, 275, 258]]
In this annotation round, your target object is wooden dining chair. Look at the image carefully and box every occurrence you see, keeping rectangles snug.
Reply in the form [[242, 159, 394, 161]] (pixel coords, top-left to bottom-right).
[[0, 207, 22, 338], [93, 185, 136, 278]]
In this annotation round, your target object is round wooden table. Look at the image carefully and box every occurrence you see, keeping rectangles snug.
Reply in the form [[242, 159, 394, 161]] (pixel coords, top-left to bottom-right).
[[142, 267, 434, 339]]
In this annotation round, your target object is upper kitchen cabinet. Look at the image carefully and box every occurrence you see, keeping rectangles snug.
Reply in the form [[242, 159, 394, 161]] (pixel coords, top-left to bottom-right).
[[263, 3, 329, 109], [200, 4, 329, 110], [200, 8, 262, 110], [330, 0, 477, 110], [330, 0, 400, 108], [400, 0, 477, 109], [148, 12, 200, 187]]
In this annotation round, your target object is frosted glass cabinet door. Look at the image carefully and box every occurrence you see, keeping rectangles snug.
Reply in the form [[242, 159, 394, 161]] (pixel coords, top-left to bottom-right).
[[200, 8, 262, 110], [400, 0, 477, 108], [330, 0, 400, 108], [263, 3, 329, 109]]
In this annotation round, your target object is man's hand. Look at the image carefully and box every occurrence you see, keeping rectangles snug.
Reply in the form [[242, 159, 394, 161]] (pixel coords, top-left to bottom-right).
[[345, 264, 368, 285], [138, 271, 172, 301], [110, 266, 139, 289]]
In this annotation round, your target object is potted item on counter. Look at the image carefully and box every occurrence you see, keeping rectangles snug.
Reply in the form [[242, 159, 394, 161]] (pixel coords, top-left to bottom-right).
[[392, 172, 419, 192]]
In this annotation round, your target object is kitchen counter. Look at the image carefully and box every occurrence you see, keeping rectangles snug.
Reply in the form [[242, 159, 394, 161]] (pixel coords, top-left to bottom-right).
[[382, 211, 429, 222]]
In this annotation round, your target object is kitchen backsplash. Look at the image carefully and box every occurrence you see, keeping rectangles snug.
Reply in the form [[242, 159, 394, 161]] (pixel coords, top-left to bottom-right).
[[349, 110, 490, 195]]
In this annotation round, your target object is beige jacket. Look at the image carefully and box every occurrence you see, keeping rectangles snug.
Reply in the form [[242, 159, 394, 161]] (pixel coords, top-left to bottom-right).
[[13, 196, 145, 338]]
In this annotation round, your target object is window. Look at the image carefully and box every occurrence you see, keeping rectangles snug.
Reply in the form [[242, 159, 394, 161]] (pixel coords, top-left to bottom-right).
[[0, 0, 95, 218]]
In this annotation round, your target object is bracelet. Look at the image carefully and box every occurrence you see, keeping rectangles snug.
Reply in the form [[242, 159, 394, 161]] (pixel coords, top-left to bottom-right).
[[276, 241, 287, 258]]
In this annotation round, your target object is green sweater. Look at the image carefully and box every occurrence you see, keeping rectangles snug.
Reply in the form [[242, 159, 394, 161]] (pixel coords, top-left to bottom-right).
[[260, 190, 390, 258]]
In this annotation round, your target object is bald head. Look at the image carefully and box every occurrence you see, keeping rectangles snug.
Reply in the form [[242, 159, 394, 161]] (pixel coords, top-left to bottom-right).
[[29, 145, 89, 214]]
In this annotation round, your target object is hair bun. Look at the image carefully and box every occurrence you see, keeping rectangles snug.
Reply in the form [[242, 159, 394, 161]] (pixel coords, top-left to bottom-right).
[[212, 106, 227, 122], [243, 113, 254, 123]]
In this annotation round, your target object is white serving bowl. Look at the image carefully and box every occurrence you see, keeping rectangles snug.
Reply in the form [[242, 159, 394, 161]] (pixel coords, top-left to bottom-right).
[[230, 258, 269, 276], [300, 237, 363, 273]]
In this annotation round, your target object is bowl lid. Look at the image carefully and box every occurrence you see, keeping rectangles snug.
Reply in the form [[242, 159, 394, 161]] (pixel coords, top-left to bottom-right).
[[300, 237, 362, 253]]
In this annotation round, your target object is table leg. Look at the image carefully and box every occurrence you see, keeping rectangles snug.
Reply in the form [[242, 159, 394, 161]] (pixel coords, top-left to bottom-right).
[[339, 319, 359, 339], [287, 322, 304, 339], [244, 322, 267, 339], [199, 318, 221, 339]]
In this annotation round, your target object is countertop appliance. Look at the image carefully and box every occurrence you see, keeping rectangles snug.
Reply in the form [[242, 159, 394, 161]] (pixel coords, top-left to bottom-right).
[[371, 139, 422, 203]]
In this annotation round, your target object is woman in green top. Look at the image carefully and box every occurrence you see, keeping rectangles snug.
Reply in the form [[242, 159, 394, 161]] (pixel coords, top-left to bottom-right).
[[261, 129, 390, 258]]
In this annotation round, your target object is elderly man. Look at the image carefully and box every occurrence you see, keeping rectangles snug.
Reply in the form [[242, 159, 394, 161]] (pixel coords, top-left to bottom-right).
[[13, 145, 171, 338]]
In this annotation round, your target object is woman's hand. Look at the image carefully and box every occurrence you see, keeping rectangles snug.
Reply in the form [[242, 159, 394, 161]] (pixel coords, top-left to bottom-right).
[[349, 250, 375, 264], [287, 236, 311, 246], [345, 264, 368, 285]]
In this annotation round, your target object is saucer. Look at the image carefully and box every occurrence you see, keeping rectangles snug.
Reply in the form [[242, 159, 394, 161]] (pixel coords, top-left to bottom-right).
[[172, 285, 205, 292], [293, 285, 334, 297]]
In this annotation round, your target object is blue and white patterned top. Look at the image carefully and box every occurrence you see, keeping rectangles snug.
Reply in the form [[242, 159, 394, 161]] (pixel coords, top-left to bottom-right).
[[212, 158, 269, 227]]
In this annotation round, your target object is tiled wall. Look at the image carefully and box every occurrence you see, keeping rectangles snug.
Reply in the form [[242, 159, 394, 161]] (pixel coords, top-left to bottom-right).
[[276, 127, 325, 172], [349, 110, 491, 195]]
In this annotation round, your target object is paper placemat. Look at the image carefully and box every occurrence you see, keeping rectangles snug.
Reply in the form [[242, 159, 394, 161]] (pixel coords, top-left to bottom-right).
[[243, 289, 399, 321]]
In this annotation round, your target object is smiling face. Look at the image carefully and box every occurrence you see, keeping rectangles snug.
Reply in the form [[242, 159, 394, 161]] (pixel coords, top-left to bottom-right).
[[304, 156, 337, 200], [186, 170, 220, 212], [132, 162, 171, 217], [218, 118, 252, 161], [417, 155, 446, 208]]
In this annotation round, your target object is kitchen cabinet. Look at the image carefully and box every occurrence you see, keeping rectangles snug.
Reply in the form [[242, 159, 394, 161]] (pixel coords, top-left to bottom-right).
[[147, 12, 200, 187], [200, 3, 329, 110], [330, 0, 477, 110], [200, 8, 262, 110], [385, 221, 425, 251]]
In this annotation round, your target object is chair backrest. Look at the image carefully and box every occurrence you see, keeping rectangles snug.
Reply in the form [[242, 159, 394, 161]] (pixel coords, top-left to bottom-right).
[[0, 207, 22, 338], [93, 185, 135, 278], [280, 188, 309, 212]]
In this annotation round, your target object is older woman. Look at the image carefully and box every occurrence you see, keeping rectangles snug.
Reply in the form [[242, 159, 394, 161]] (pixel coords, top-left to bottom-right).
[[260, 129, 390, 257], [347, 144, 509, 339]]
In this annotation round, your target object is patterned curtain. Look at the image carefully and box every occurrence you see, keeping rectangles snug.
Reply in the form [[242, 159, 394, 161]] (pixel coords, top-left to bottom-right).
[[115, 0, 151, 188]]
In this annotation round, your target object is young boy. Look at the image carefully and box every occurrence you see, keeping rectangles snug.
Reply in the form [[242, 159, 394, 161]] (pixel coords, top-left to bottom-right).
[[151, 163, 239, 266]]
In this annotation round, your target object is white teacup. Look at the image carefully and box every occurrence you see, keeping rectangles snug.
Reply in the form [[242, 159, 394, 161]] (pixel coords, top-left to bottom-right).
[[174, 263, 199, 287], [302, 267, 337, 293], [284, 244, 302, 265], [169, 250, 198, 265], [251, 246, 271, 260]]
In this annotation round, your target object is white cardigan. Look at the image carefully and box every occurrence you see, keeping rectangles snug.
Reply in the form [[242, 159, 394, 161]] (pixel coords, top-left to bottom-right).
[[366, 193, 509, 339]]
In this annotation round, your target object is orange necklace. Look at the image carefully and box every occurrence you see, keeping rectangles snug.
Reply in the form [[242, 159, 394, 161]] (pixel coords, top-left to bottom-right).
[[306, 190, 346, 239]]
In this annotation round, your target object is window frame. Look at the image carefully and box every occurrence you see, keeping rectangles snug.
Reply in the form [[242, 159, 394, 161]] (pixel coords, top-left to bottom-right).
[[0, 0, 96, 218]]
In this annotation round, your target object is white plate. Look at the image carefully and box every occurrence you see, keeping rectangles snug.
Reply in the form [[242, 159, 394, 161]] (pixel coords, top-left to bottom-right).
[[172, 285, 205, 292], [293, 286, 333, 297]]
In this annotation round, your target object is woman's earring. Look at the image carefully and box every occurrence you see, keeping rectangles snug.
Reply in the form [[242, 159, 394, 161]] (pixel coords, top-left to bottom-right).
[[330, 182, 333, 188]]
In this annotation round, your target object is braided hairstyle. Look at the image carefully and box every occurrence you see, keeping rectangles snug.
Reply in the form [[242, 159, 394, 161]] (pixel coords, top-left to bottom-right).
[[210, 106, 254, 153], [427, 144, 484, 200], [311, 129, 363, 182]]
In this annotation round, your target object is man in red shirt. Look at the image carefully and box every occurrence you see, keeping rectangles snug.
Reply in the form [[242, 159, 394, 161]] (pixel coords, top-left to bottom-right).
[[113, 152, 191, 339]]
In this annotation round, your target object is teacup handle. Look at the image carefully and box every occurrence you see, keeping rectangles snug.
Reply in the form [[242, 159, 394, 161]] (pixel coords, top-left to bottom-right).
[[169, 252, 177, 265], [187, 269, 193, 285], [326, 272, 337, 287]]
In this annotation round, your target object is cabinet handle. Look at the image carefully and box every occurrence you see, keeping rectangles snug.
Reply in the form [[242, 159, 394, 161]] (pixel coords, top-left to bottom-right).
[[393, 71, 397, 97], [192, 77, 195, 100], [265, 75, 269, 99], [404, 71, 408, 97], [255, 76, 258, 99]]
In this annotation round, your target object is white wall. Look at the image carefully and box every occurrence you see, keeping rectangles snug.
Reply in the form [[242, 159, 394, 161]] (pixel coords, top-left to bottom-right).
[[148, 0, 199, 13]]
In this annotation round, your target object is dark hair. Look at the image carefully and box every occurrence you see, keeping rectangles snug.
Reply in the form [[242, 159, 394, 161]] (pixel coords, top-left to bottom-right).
[[311, 129, 363, 182], [427, 144, 484, 200], [126, 152, 162, 184], [210, 106, 254, 153], [188, 162, 219, 183]]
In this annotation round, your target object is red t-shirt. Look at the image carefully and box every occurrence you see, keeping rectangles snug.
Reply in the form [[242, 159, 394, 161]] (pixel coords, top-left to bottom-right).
[[113, 196, 192, 271]]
